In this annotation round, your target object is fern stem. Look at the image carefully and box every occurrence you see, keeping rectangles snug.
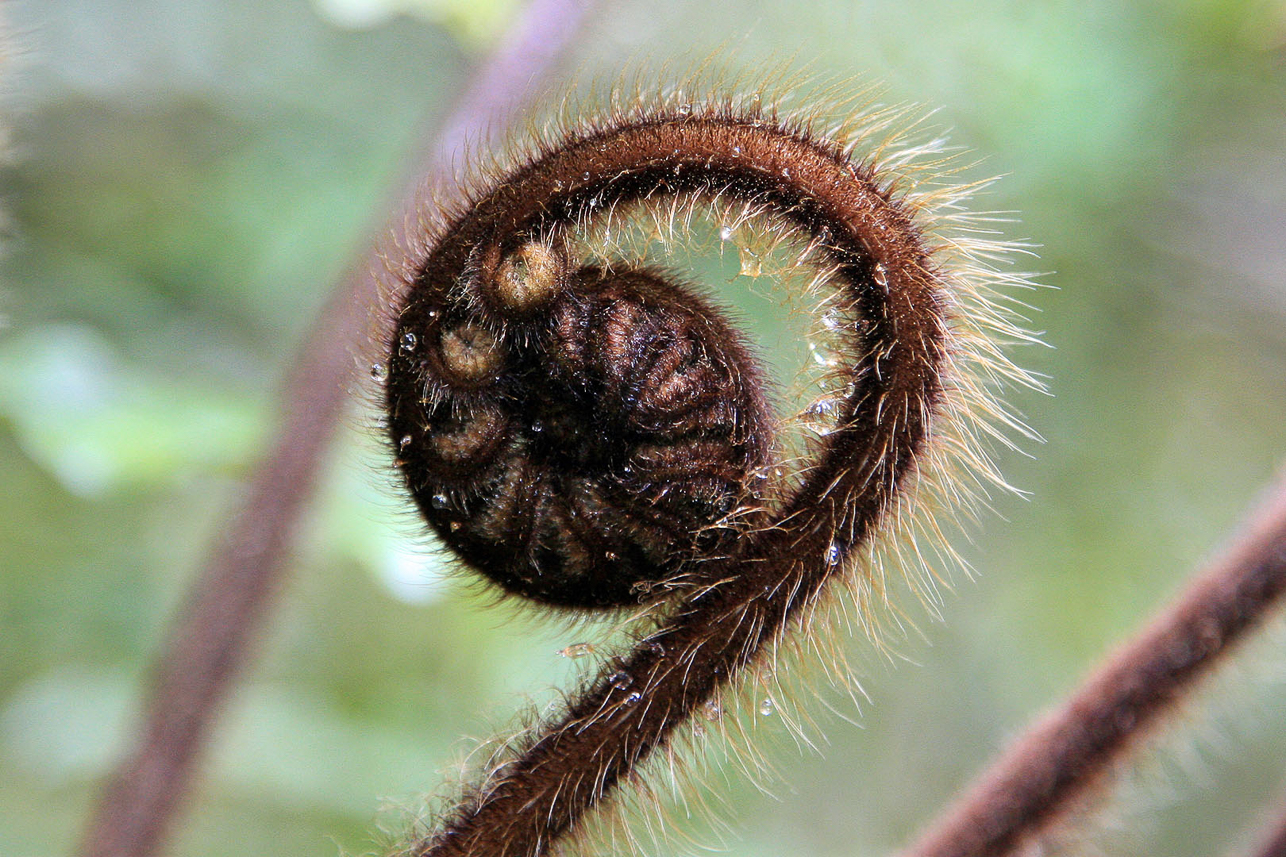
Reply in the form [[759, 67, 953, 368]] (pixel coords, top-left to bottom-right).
[[903, 464, 1286, 857]]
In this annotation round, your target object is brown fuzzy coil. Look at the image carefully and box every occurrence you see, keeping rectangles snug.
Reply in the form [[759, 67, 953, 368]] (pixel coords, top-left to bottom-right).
[[390, 260, 773, 608], [379, 90, 1030, 857]]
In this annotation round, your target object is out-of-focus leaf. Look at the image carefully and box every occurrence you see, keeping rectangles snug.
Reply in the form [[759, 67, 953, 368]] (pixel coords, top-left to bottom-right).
[[0, 325, 265, 495]]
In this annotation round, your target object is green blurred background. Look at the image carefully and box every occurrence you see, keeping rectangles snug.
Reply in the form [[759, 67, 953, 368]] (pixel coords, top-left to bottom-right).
[[3, 0, 1285, 854]]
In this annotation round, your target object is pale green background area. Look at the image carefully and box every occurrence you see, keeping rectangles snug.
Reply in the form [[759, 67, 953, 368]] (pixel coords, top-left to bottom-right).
[[2, 0, 1285, 855]]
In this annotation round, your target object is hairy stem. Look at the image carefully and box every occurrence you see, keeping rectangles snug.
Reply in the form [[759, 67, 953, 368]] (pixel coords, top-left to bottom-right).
[[903, 464, 1286, 857], [388, 108, 955, 856], [75, 3, 602, 855]]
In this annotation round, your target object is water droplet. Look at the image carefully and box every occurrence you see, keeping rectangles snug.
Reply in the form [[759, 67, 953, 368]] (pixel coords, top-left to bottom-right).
[[738, 246, 763, 278], [826, 542, 843, 566], [677, 103, 693, 116], [604, 551, 619, 561], [609, 671, 633, 690], [872, 263, 889, 289], [624, 691, 643, 704], [431, 492, 450, 510], [399, 331, 418, 354], [672, 163, 683, 176], [809, 343, 836, 368], [702, 700, 722, 721], [582, 171, 591, 181], [802, 396, 842, 437], [448, 521, 462, 532], [759, 697, 775, 717], [399, 434, 412, 451], [370, 362, 388, 381], [821, 310, 844, 331], [719, 225, 734, 242], [557, 642, 595, 659], [645, 639, 665, 656], [552, 179, 565, 192], [781, 167, 791, 179], [805, 397, 841, 421], [731, 145, 742, 155], [529, 419, 543, 434]]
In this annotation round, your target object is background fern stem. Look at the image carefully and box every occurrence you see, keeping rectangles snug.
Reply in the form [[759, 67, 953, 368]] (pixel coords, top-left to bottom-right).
[[1236, 787, 1286, 857], [902, 463, 1286, 857], [74, 3, 603, 855]]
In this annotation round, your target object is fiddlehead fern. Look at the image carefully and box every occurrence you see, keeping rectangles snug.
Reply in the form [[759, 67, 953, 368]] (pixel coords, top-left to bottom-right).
[[376, 80, 1036, 857]]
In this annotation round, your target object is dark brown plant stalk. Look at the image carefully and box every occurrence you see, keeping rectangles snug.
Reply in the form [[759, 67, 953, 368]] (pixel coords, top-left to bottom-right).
[[903, 464, 1286, 857], [1241, 790, 1286, 857], [75, 2, 603, 855], [380, 92, 1033, 857]]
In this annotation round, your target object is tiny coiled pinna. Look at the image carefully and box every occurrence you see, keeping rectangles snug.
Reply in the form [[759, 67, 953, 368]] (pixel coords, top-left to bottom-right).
[[377, 81, 1036, 857]]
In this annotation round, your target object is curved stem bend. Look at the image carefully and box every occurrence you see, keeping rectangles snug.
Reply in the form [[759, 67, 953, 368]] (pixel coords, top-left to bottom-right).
[[387, 108, 955, 857]]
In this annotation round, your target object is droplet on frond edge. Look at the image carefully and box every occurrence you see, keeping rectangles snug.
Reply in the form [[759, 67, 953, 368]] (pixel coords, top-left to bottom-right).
[[759, 697, 775, 717], [609, 671, 633, 690], [557, 642, 595, 659], [825, 542, 842, 567], [808, 342, 838, 368], [801, 396, 845, 437], [738, 245, 763, 278], [399, 331, 418, 355], [399, 434, 412, 452], [370, 362, 388, 381]]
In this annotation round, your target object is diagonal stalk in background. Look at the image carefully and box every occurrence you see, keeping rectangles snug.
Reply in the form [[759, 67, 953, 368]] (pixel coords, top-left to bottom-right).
[[903, 464, 1286, 857]]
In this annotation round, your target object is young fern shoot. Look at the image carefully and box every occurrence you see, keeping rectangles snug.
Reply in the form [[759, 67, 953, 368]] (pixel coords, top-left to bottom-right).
[[374, 79, 1038, 857]]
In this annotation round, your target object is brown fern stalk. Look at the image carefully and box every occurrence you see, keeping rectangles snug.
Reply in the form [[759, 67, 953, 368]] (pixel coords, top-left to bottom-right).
[[1241, 792, 1286, 857], [75, 3, 603, 855], [380, 100, 1019, 856], [903, 464, 1286, 857]]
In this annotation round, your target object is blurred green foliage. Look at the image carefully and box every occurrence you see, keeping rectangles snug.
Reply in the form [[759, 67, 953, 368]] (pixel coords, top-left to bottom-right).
[[2, 0, 1285, 855]]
